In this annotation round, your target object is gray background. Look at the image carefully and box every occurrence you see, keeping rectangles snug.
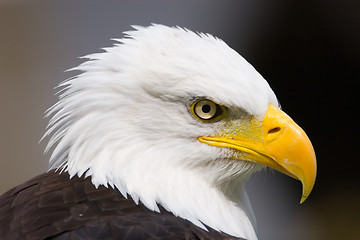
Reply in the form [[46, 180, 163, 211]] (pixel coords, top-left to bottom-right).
[[1, 1, 359, 239]]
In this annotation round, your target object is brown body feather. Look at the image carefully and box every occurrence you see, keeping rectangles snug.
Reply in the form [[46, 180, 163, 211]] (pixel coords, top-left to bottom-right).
[[0, 170, 241, 240]]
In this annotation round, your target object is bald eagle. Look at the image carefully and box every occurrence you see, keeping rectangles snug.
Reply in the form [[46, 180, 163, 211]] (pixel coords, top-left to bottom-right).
[[0, 25, 316, 240]]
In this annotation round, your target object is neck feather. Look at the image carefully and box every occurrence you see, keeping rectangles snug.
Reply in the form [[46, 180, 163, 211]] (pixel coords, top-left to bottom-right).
[[59, 146, 259, 240]]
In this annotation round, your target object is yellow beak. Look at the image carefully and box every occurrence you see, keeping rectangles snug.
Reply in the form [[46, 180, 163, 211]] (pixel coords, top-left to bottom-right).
[[199, 104, 317, 203]]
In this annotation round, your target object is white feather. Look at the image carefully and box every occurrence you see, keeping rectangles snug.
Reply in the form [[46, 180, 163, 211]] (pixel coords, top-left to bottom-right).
[[44, 24, 279, 240]]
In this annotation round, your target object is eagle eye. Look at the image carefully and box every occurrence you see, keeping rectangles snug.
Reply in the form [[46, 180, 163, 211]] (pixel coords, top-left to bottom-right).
[[191, 99, 224, 121]]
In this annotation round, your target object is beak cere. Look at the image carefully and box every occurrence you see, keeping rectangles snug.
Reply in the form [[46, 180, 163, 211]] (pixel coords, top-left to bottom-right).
[[199, 104, 317, 203]]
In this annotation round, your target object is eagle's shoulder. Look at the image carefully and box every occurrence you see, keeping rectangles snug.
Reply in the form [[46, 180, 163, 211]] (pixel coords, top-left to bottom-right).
[[0, 170, 240, 240]]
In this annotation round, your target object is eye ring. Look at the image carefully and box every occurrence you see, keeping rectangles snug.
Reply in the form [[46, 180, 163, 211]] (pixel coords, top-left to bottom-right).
[[191, 99, 224, 121]]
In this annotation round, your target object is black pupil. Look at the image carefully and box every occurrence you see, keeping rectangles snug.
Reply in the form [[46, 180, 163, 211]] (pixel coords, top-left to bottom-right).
[[202, 104, 211, 113]]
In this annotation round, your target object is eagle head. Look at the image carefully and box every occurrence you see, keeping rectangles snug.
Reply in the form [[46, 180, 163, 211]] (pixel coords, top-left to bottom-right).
[[44, 24, 316, 240]]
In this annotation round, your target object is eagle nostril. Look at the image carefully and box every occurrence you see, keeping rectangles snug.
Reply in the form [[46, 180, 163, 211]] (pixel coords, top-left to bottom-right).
[[268, 127, 281, 135]]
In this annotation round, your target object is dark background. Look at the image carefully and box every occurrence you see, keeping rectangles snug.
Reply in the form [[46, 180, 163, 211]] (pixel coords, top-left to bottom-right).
[[0, 1, 359, 239]]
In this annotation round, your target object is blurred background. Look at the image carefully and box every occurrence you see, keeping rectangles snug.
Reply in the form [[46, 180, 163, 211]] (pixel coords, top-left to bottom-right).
[[0, 0, 359, 239]]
